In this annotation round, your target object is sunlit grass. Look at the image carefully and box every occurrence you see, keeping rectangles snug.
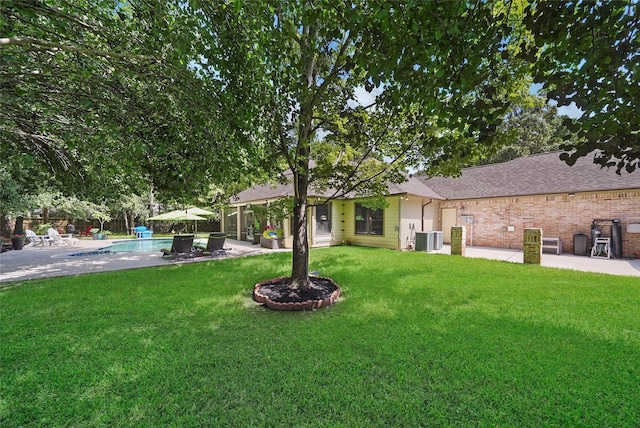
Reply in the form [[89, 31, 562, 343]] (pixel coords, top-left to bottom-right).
[[1, 247, 639, 426]]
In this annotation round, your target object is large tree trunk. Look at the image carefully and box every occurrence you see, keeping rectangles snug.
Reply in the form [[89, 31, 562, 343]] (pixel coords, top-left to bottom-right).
[[123, 211, 130, 235], [149, 185, 157, 232], [290, 110, 312, 289], [291, 170, 310, 289], [289, 21, 317, 290], [1, 215, 11, 238]]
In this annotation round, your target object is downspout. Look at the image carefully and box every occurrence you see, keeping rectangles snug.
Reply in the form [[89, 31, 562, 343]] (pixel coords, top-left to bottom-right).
[[397, 195, 402, 250], [422, 199, 434, 231]]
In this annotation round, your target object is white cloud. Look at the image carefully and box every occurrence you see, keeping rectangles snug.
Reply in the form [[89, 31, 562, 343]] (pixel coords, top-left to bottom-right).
[[352, 85, 383, 108], [556, 102, 583, 119]]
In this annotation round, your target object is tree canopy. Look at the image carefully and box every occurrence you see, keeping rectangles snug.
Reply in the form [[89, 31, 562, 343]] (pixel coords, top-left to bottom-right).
[[178, 0, 535, 286], [524, 0, 639, 173], [1, 0, 265, 206], [472, 100, 575, 166]]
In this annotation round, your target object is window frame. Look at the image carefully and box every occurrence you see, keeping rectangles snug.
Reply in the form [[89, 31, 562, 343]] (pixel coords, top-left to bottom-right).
[[315, 202, 332, 237], [355, 203, 384, 235]]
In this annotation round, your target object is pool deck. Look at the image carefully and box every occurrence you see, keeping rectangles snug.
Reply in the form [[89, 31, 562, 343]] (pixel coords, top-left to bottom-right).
[[1, 238, 639, 284], [0, 238, 284, 284]]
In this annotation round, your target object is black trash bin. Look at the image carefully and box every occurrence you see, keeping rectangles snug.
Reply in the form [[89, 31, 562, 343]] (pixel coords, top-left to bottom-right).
[[573, 233, 588, 256], [611, 219, 622, 259]]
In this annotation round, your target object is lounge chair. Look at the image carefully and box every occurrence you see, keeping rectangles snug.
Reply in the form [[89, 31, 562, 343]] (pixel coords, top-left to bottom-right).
[[196, 232, 230, 257], [161, 234, 196, 261], [47, 228, 73, 246], [25, 229, 38, 247]]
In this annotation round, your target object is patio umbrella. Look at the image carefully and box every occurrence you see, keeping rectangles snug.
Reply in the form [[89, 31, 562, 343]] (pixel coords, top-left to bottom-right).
[[148, 210, 207, 235], [186, 207, 215, 216], [185, 207, 216, 236]]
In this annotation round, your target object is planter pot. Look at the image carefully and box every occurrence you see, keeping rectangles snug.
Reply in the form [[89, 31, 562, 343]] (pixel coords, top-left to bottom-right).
[[260, 236, 283, 249], [92, 233, 99, 240], [11, 237, 24, 250]]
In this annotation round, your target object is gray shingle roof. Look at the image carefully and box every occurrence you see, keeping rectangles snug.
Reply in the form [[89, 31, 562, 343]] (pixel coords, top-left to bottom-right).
[[387, 175, 444, 199], [231, 174, 443, 204], [420, 151, 640, 200], [231, 181, 336, 204], [232, 182, 291, 204], [232, 151, 639, 204]]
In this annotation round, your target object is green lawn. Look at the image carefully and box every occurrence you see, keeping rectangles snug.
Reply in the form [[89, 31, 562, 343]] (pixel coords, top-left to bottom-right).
[[1, 247, 639, 426]]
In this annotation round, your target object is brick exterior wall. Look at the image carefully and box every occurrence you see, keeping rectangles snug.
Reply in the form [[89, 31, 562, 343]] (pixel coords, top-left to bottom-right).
[[439, 190, 640, 258]]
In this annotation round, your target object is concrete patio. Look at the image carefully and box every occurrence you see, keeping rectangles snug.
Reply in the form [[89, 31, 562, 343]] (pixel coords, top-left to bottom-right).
[[430, 244, 640, 277]]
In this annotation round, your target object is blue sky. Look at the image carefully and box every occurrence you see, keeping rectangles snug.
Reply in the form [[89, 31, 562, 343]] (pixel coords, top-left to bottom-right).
[[530, 82, 583, 118]]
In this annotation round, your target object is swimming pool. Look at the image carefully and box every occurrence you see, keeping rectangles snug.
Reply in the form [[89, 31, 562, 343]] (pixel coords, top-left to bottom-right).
[[69, 238, 178, 256]]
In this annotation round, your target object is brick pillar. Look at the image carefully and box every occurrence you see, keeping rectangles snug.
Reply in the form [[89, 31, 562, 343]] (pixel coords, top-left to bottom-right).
[[523, 228, 542, 265], [451, 226, 466, 256]]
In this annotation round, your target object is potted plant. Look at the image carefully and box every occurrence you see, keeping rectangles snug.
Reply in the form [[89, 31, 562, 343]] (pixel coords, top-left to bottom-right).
[[260, 227, 284, 249], [36, 223, 52, 235], [252, 200, 291, 246], [100, 230, 112, 240], [11, 233, 25, 250], [90, 228, 100, 240]]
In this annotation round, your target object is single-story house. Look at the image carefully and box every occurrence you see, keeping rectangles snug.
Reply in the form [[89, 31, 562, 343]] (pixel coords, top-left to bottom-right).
[[223, 151, 640, 258], [224, 173, 443, 250]]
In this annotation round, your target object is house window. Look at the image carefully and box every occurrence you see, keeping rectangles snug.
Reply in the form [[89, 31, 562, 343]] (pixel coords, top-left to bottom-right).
[[355, 203, 383, 235], [315, 203, 331, 236]]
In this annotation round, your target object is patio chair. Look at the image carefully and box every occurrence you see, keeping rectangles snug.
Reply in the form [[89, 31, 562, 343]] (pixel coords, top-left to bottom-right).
[[25, 229, 38, 247], [48, 228, 77, 246], [134, 225, 153, 238], [47, 228, 71, 246], [79, 226, 93, 237], [195, 232, 230, 258], [161, 234, 196, 261]]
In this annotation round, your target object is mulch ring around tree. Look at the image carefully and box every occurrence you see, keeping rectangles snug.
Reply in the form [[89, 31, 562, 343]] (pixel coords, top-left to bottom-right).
[[253, 276, 341, 311]]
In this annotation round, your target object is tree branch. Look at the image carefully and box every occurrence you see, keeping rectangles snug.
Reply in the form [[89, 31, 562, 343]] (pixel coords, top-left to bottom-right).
[[326, 137, 421, 201], [0, 37, 156, 61]]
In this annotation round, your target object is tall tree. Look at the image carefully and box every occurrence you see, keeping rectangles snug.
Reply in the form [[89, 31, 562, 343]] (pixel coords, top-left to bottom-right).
[[476, 101, 574, 165], [187, 0, 532, 289], [524, 0, 639, 173], [0, 0, 263, 207]]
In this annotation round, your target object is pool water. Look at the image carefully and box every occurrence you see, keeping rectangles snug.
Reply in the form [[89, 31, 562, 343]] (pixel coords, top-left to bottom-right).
[[109, 239, 175, 253], [69, 238, 178, 256]]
